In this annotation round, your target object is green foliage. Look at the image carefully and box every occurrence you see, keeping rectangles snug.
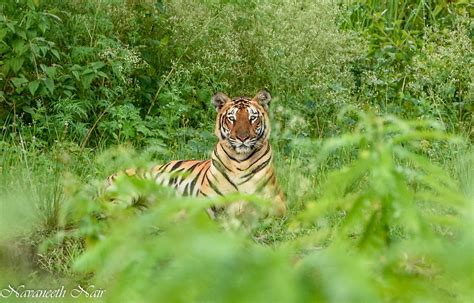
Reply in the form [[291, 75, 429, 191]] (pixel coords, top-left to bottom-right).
[[0, 0, 163, 147], [302, 111, 463, 242], [1, 0, 364, 150], [340, 0, 472, 133], [49, 112, 470, 303], [1, 0, 471, 148], [0, 0, 472, 302]]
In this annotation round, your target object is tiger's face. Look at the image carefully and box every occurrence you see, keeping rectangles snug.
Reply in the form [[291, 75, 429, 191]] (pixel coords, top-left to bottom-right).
[[211, 90, 271, 154]]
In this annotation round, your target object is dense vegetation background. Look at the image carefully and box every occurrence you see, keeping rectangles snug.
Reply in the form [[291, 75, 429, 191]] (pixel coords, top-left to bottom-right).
[[0, 0, 472, 302]]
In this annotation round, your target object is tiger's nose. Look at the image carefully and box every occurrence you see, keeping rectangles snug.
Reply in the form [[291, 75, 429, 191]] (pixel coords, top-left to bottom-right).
[[236, 134, 249, 142]]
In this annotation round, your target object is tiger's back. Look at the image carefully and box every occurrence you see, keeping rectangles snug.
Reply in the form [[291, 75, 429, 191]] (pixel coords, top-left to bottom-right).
[[106, 159, 211, 196]]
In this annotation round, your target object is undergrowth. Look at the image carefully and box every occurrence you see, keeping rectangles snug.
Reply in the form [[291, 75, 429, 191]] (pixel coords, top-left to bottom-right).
[[0, 0, 472, 302]]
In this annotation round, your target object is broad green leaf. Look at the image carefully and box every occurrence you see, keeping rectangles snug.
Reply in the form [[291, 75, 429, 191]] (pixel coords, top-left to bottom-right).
[[5, 21, 16, 33], [160, 35, 169, 46], [16, 30, 27, 40], [9, 56, 25, 73], [28, 80, 40, 95], [40, 64, 57, 78], [0, 28, 7, 41], [72, 70, 80, 81], [43, 78, 55, 95], [81, 73, 95, 90], [91, 61, 105, 70], [12, 39, 27, 55], [39, 45, 49, 56], [22, 106, 35, 115], [82, 68, 94, 75], [51, 49, 60, 60], [38, 21, 47, 34], [11, 76, 28, 88], [97, 71, 108, 78]]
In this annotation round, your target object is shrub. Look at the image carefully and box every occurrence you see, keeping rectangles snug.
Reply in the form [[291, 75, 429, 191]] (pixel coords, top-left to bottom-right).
[[57, 112, 472, 303], [340, 0, 473, 133]]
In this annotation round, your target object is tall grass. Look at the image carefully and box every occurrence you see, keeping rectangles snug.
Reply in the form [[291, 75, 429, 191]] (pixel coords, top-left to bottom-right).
[[60, 113, 472, 302], [0, 0, 472, 302]]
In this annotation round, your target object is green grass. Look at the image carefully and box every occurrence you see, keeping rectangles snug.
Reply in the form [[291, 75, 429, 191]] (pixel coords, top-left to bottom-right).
[[1, 114, 472, 302], [0, 0, 472, 302]]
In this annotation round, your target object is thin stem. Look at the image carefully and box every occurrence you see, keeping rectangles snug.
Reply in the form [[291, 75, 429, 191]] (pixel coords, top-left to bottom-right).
[[80, 103, 113, 151]]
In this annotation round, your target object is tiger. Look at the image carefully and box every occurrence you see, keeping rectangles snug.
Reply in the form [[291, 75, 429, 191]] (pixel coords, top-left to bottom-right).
[[105, 90, 286, 218]]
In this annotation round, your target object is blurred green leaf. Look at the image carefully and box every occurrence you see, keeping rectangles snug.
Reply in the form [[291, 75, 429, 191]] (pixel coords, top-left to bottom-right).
[[43, 78, 55, 94], [28, 79, 40, 95]]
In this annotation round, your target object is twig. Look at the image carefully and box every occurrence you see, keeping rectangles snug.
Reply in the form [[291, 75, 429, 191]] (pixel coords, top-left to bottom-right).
[[80, 104, 112, 151]]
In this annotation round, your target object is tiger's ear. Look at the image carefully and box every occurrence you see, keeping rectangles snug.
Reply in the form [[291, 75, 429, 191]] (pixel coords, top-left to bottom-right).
[[252, 90, 271, 111], [211, 92, 231, 112]]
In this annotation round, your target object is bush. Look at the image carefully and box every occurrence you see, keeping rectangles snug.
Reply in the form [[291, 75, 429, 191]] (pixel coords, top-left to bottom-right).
[[57, 112, 471, 303], [0, 0, 472, 302], [340, 0, 473, 134]]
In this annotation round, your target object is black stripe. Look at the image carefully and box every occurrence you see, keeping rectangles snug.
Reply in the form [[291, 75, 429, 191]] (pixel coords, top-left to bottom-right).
[[219, 115, 227, 139], [188, 162, 206, 196], [240, 144, 260, 162], [167, 161, 187, 186], [212, 160, 238, 191], [239, 156, 272, 184], [206, 175, 223, 196], [168, 168, 185, 188], [170, 160, 185, 171], [209, 169, 218, 182], [183, 183, 190, 196], [220, 143, 241, 163], [245, 144, 271, 171], [213, 149, 231, 171], [240, 142, 269, 171], [157, 161, 173, 174], [201, 165, 211, 186], [153, 163, 172, 182], [220, 128, 226, 140], [256, 121, 265, 140], [177, 173, 188, 187], [199, 190, 208, 197], [177, 162, 201, 187]]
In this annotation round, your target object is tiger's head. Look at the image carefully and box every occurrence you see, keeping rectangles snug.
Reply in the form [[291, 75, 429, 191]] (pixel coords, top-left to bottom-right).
[[211, 90, 272, 154]]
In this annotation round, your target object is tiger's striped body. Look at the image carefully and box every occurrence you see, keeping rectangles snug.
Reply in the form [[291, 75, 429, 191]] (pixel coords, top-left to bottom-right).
[[105, 90, 286, 217]]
